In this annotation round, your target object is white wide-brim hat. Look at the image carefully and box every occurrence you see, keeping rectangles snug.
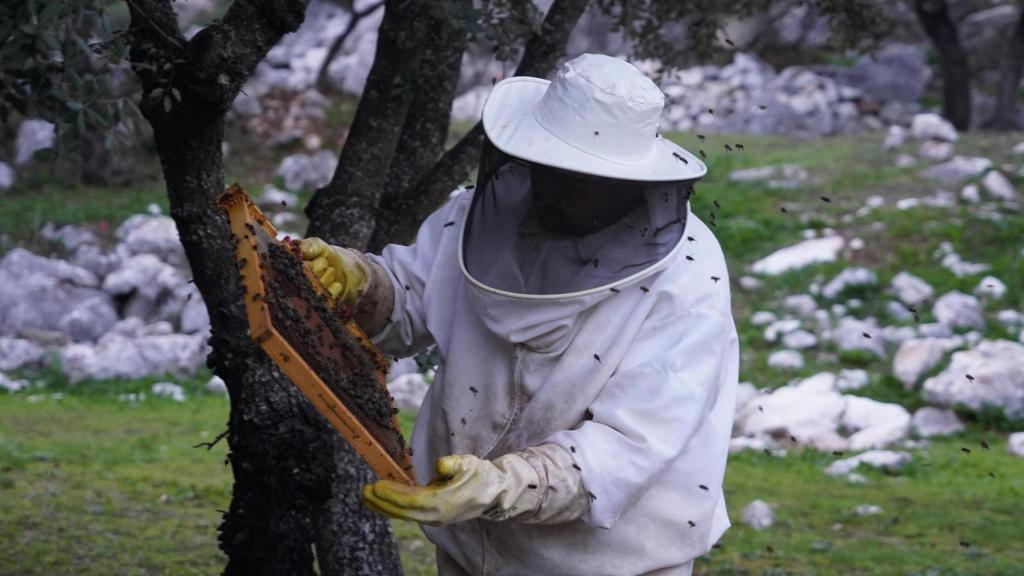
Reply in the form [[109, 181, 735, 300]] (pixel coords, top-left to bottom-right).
[[482, 53, 706, 182]]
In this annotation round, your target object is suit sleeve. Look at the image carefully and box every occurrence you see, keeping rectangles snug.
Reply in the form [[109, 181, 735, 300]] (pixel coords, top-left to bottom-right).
[[363, 191, 467, 359], [542, 307, 739, 529]]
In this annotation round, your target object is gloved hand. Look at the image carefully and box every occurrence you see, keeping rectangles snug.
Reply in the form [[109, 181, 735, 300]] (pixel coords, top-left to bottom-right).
[[362, 453, 544, 527], [300, 237, 372, 305]]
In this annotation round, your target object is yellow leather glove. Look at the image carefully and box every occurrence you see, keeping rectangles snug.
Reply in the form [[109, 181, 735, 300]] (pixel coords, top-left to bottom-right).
[[362, 453, 543, 527], [300, 237, 371, 306]]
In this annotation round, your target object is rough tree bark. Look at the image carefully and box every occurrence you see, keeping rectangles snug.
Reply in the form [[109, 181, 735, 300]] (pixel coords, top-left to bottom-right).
[[366, 0, 592, 251], [124, 1, 403, 574], [981, 10, 1024, 131], [304, 0, 437, 248], [913, 0, 971, 130]]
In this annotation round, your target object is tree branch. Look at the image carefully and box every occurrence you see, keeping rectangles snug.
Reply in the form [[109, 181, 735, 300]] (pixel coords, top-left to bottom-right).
[[369, 0, 590, 248], [183, 0, 311, 110], [316, 1, 385, 93]]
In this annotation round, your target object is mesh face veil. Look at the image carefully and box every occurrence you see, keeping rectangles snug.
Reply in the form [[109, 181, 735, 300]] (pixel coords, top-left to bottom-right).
[[462, 139, 696, 296]]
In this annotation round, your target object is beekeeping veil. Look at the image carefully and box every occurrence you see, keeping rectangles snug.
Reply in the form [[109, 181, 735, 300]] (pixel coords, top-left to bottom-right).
[[461, 54, 707, 296]]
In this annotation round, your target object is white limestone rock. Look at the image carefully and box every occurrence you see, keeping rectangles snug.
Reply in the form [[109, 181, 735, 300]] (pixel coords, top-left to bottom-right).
[[764, 318, 801, 343], [854, 504, 883, 516], [910, 113, 958, 142], [892, 337, 963, 388], [729, 434, 780, 453], [736, 372, 846, 450], [981, 170, 1018, 201], [734, 382, 762, 415], [0, 337, 46, 371], [822, 267, 878, 300], [922, 340, 1024, 418], [996, 309, 1022, 329], [738, 276, 763, 291], [15, 119, 55, 164], [881, 326, 918, 346], [152, 382, 186, 402], [890, 272, 933, 306], [895, 153, 916, 168], [918, 140, 954, 162], [1007, 432, 1024, 457], [205, 375, 227, 395], [750, 311, 777, 326], [836, 369, 869, 391], [751, 236, 845, 276], [782, 294, 818, 317], [829, 316, 886, 358], [59, 332, 210, 384], [741, 500, 775, 530], [0, 162, 14, 190], [932, 291, 985, 330], [257, 186, 299, 208], [973, 276, 1006, 300], [782, 330, 818, 350], [911, 407, 964, 437], [824, 450, 912, 476], [841, 395, 912, 450], [960, 184, 981, 203], [921, 156, 992, 182], [388, 372, 429, 412], [0, 372, 29, 392], [729, 164, 808, 189], [768, 350, 805, 370], [56, 294, 119, 342], [881, 125, 906, 151]]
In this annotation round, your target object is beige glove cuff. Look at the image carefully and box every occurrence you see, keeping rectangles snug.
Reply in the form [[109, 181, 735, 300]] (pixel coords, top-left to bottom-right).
[[479, 452, 545, 522], [513, 443, 591, 525], [343, 249, 394, 335]]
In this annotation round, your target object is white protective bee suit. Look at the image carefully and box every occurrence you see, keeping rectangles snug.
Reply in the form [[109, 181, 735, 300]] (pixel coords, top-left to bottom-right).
[[364, 54, 739, 575]]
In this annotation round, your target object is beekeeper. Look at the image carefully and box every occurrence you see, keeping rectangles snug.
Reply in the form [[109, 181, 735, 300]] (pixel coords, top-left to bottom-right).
[[301, 53, 739, 576]]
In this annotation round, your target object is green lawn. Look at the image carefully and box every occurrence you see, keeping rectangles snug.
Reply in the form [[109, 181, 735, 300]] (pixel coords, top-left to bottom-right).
[[1, 383, 1021, 575]]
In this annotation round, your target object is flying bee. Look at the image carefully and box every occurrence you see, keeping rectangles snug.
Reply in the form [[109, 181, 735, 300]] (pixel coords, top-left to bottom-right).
[[965, 374, 975, 382], [724, 144, 733, 152], [820, 196, 832, 203], [443, 221, 455, 228], [593, 353, 601, 363], [711, 276, 721, 283]]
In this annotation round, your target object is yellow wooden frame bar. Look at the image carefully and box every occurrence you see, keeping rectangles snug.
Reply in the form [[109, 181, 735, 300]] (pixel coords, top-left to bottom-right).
[[217, 184, 416, 485]]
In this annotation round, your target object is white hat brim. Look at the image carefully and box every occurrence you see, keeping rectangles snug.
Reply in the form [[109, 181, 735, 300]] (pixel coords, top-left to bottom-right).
[[481, 77, 707, 182]]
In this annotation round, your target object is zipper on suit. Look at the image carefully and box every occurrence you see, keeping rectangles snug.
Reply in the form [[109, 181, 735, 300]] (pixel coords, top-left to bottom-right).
[[481, 343, 523, 576]]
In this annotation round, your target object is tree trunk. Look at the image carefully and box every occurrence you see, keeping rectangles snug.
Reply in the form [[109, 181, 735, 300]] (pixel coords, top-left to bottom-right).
[[304, 0, 435, 248], [913, 0, 971, 130], [982, 10, 1024, 131], [367, 0, 591, 251], [125, 2, 403, 575]]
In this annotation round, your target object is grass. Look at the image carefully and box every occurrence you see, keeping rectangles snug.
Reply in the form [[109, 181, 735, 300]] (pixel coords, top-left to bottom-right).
[[2, 384, 1022, 575], [3, 129, 1024, 573]]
